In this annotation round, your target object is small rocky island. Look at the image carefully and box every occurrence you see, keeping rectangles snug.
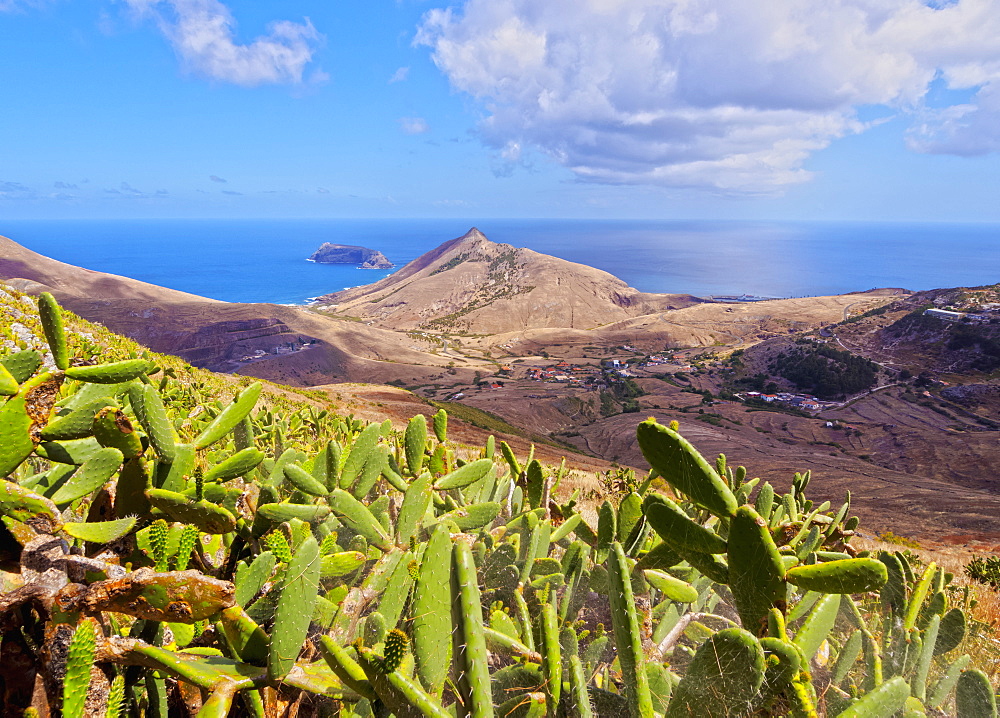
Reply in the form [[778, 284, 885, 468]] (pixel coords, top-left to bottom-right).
[[308, 243, 394, 269]]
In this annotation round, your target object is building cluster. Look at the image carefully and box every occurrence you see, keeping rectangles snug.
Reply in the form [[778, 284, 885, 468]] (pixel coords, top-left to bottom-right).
[[634, 354, 696, 372], [708, 294, 782, 302], [925, 308, 975, 322], [237, 349, 270, 362], [525, 361, 596, 386], [925, 298, 1000, 323], [482, 357, 652, 389], [237, 339, 314, 364], [734, 391, 836, 412], [456, 348, 699, 399]]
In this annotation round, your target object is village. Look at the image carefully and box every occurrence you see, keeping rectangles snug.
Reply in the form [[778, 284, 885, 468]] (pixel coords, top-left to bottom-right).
[[923, 285, 1000, 322], [442, 341, 864, 418], [445, 345, 699, 398]]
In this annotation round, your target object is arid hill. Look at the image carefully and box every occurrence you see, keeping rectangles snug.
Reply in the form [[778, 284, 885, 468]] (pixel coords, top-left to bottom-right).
[[0, 234, 476, 386], [0, 233, 217, 306], [315, 228, 703, 333], [783, 284, 1000, 383]]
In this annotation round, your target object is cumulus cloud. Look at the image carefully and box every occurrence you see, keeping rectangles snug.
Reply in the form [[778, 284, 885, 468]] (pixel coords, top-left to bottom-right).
[[209, 174, 227, 182], [399, 116, 430, 134], [416, 0, 1000, 192], [388, 66, 410, 83], [125, 0, 322, 86]]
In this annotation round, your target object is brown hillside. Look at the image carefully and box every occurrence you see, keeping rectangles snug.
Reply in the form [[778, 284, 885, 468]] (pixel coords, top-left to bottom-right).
[[0, 235, 481, 386], [445, 373, 1000, 543], [315, 228, 703, 333], [0, 233, 218, 305]]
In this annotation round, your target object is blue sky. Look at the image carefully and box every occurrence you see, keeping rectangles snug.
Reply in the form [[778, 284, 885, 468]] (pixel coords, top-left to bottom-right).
[[2, 0, 1000, 221]]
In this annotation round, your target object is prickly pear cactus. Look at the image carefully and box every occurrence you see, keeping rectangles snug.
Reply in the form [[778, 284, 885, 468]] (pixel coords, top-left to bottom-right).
[[0, 290, 996, 717]]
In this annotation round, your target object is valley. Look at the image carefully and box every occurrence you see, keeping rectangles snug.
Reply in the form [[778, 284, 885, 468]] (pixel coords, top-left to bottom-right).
[[3, 227, 1000, 546]]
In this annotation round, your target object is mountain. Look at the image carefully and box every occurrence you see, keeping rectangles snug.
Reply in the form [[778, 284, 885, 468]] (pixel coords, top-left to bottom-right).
[[0, 228, 886, 388], [315, 228, 703, 333]]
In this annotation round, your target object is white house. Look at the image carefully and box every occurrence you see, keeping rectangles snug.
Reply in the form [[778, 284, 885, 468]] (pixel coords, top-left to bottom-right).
[[924, 308, 965, 322]]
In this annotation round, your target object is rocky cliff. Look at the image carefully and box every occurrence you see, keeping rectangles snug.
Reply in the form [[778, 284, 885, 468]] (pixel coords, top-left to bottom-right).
[[308, 243, 394, 269]]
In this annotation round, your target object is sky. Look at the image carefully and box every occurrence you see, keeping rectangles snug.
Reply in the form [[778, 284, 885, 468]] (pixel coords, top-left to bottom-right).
[[2, 0, 1000, 221]]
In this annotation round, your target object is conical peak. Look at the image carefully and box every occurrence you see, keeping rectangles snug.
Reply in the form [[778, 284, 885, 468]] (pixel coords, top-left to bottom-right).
[[458, 227, 489, 244]]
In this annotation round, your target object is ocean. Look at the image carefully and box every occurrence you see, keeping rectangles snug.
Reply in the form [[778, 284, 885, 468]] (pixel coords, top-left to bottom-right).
[[2, 218, 999, 305]]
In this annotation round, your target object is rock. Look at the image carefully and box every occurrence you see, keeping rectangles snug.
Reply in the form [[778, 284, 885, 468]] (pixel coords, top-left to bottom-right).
[[360, 251, 394, 269], [308, 243, 394, 269], [942, 384, 1000, 405]]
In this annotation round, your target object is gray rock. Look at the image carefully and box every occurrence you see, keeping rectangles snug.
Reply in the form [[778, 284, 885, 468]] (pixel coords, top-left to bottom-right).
[[308, 243, 394, 269]]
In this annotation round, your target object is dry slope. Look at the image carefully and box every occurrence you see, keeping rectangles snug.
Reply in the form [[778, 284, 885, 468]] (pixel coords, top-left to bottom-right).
[[0, 233, 218, 305], [0, 234, 479, 386]]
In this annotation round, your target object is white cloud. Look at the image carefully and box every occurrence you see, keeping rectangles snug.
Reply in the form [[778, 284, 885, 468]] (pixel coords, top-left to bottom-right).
[[389, 66, 410, 83], [0, 180, 33, 199], [102, 181, 168, 199], [125, 0, 322, 86], [0, 0, 47, 11], [416, 0, 1000, 192], [399, 116, 430, 134]]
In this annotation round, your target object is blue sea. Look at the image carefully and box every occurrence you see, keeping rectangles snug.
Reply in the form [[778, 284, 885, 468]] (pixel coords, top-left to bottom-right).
[[2, 219, 999, 305]]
